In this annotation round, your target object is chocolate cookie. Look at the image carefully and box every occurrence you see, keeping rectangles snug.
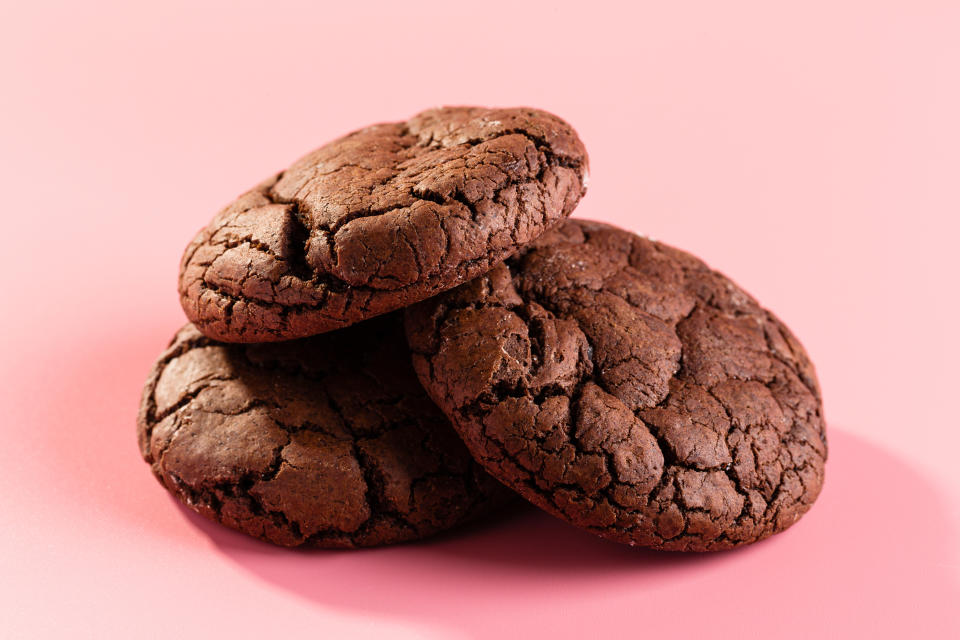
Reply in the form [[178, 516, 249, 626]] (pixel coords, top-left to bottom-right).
[[405, 220, 827, 551], [180, 106, 589, 342], [137, 313, 509, 548]]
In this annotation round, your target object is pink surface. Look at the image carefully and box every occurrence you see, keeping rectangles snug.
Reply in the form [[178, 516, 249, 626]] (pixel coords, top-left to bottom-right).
[[2, 1, 958, 637]]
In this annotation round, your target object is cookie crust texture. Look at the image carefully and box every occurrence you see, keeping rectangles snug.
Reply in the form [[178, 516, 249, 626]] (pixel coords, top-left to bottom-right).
[[137, 314, 509, 548], [180, 106, 589, 342], [405, 220, 827, 551]]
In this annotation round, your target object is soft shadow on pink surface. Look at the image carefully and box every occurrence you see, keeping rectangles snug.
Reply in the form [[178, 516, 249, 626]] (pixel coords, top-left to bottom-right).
[[181, 431, 958, 638], [31, 331, 958, 638]]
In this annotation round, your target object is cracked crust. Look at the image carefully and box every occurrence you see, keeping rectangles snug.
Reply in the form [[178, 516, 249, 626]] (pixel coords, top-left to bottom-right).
[[136, 313, 510, 548], [179, 106, 589, 342], [405, 220, 827, 551]]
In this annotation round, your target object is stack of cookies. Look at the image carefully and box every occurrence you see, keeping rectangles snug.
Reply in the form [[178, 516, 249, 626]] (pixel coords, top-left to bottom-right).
[[138, 107, 826, 551]]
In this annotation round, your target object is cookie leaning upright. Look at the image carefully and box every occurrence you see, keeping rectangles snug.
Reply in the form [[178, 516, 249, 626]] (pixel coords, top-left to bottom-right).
[[405, 220, 827, 551], [180, 106, 589, 342]]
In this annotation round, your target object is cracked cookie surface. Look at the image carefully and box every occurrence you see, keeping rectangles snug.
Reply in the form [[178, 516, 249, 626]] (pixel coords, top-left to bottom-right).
[[179, 106, 589, 342], [137, 313, 510, 548], [405, 220, 827, 551]]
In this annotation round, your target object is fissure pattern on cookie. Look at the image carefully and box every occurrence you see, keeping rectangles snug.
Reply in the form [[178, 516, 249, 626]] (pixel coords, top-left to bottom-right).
[[405, 220, 826, 551], [137, 314, 509, 548], [179, 107, 589, 342]]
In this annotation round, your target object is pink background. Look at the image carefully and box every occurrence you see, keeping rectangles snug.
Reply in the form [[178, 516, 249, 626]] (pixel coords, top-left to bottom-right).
[[2, 1, 958, 637]]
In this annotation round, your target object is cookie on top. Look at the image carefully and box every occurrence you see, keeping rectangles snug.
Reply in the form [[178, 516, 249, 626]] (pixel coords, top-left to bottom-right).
[[180, 106, 589, 342]]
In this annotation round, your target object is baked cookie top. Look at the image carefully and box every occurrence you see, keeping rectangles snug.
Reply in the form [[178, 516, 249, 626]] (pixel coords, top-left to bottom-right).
[[137, 313, 509, 548], [180, 106, 589, 342], [405, 220, 826, 551]]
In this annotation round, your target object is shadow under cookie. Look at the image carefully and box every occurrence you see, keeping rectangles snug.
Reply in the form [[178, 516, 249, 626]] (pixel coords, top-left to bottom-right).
[[172, 430, 959, 638]]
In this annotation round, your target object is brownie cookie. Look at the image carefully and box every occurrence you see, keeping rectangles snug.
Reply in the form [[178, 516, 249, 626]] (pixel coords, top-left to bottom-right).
[[405, 220, 827, 551], [180, 106, 589, 342], [137, 313, 509, 548]]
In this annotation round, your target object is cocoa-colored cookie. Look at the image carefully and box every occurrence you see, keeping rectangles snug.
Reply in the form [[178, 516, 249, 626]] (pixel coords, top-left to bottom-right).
[[180, 106, 589, 342], [137, 313, 509, 548], [405, 220, 827, 551]]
